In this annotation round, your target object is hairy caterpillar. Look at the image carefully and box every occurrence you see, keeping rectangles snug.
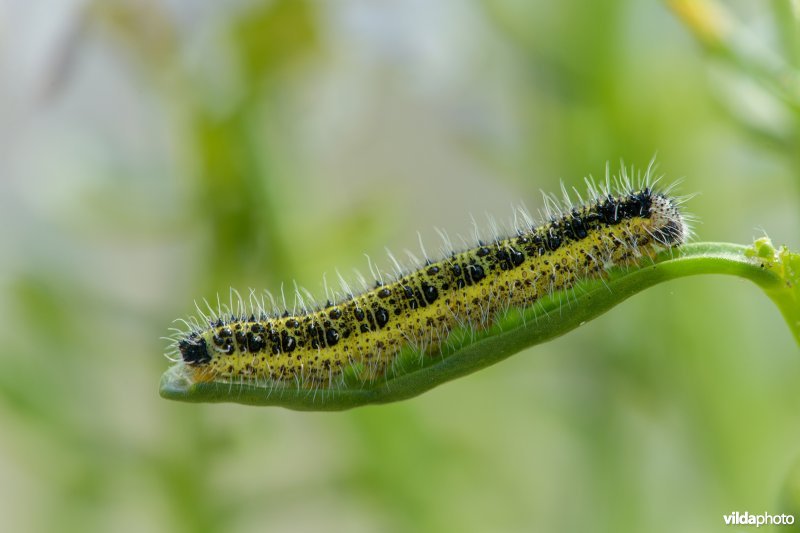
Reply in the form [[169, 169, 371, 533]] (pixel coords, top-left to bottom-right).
[[165, 166, 690, 400]]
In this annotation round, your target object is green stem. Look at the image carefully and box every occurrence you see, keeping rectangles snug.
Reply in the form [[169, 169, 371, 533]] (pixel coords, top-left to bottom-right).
[[160, 239, 800, 410]]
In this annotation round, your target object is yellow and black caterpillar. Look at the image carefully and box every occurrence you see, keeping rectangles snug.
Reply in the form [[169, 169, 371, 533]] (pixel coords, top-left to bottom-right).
[[169, 175, 688, 389]]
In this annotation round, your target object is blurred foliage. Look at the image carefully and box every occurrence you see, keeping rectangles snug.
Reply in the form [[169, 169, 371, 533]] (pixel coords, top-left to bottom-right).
[[0, 1, 799, 533], [670, 0, 800, 164]]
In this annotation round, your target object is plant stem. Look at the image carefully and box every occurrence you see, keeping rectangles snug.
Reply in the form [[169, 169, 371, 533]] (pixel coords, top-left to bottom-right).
[[160, 240, 800, 410]]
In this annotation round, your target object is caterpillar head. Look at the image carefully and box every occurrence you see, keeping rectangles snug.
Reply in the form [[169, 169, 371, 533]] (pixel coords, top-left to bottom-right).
[[648, 193, 688, 246]]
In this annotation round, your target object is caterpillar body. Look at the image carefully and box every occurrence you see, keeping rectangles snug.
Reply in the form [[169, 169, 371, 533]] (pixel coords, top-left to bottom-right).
[[167, 169, 689, 393]]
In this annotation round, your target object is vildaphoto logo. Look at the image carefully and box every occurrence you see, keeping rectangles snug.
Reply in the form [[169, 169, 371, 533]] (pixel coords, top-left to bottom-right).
[[723, 511, 795, 527]]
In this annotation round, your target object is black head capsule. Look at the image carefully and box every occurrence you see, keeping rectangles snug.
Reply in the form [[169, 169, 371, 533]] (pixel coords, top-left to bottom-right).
[[178, 337, 211, 365]]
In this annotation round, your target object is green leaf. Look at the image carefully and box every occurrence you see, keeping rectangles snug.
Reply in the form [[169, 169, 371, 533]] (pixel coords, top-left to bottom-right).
[[160, 240, 800, 410]]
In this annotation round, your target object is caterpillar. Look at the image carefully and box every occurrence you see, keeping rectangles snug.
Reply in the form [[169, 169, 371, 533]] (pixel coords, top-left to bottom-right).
[[165, 166, 690, 398]]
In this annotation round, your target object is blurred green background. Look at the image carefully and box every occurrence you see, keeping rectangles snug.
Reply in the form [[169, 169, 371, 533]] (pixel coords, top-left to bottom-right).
[[1, 1, 799, 532]]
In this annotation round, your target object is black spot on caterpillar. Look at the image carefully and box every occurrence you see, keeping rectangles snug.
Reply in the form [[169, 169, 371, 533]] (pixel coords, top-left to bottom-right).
[[166, 167, 690, 391]]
